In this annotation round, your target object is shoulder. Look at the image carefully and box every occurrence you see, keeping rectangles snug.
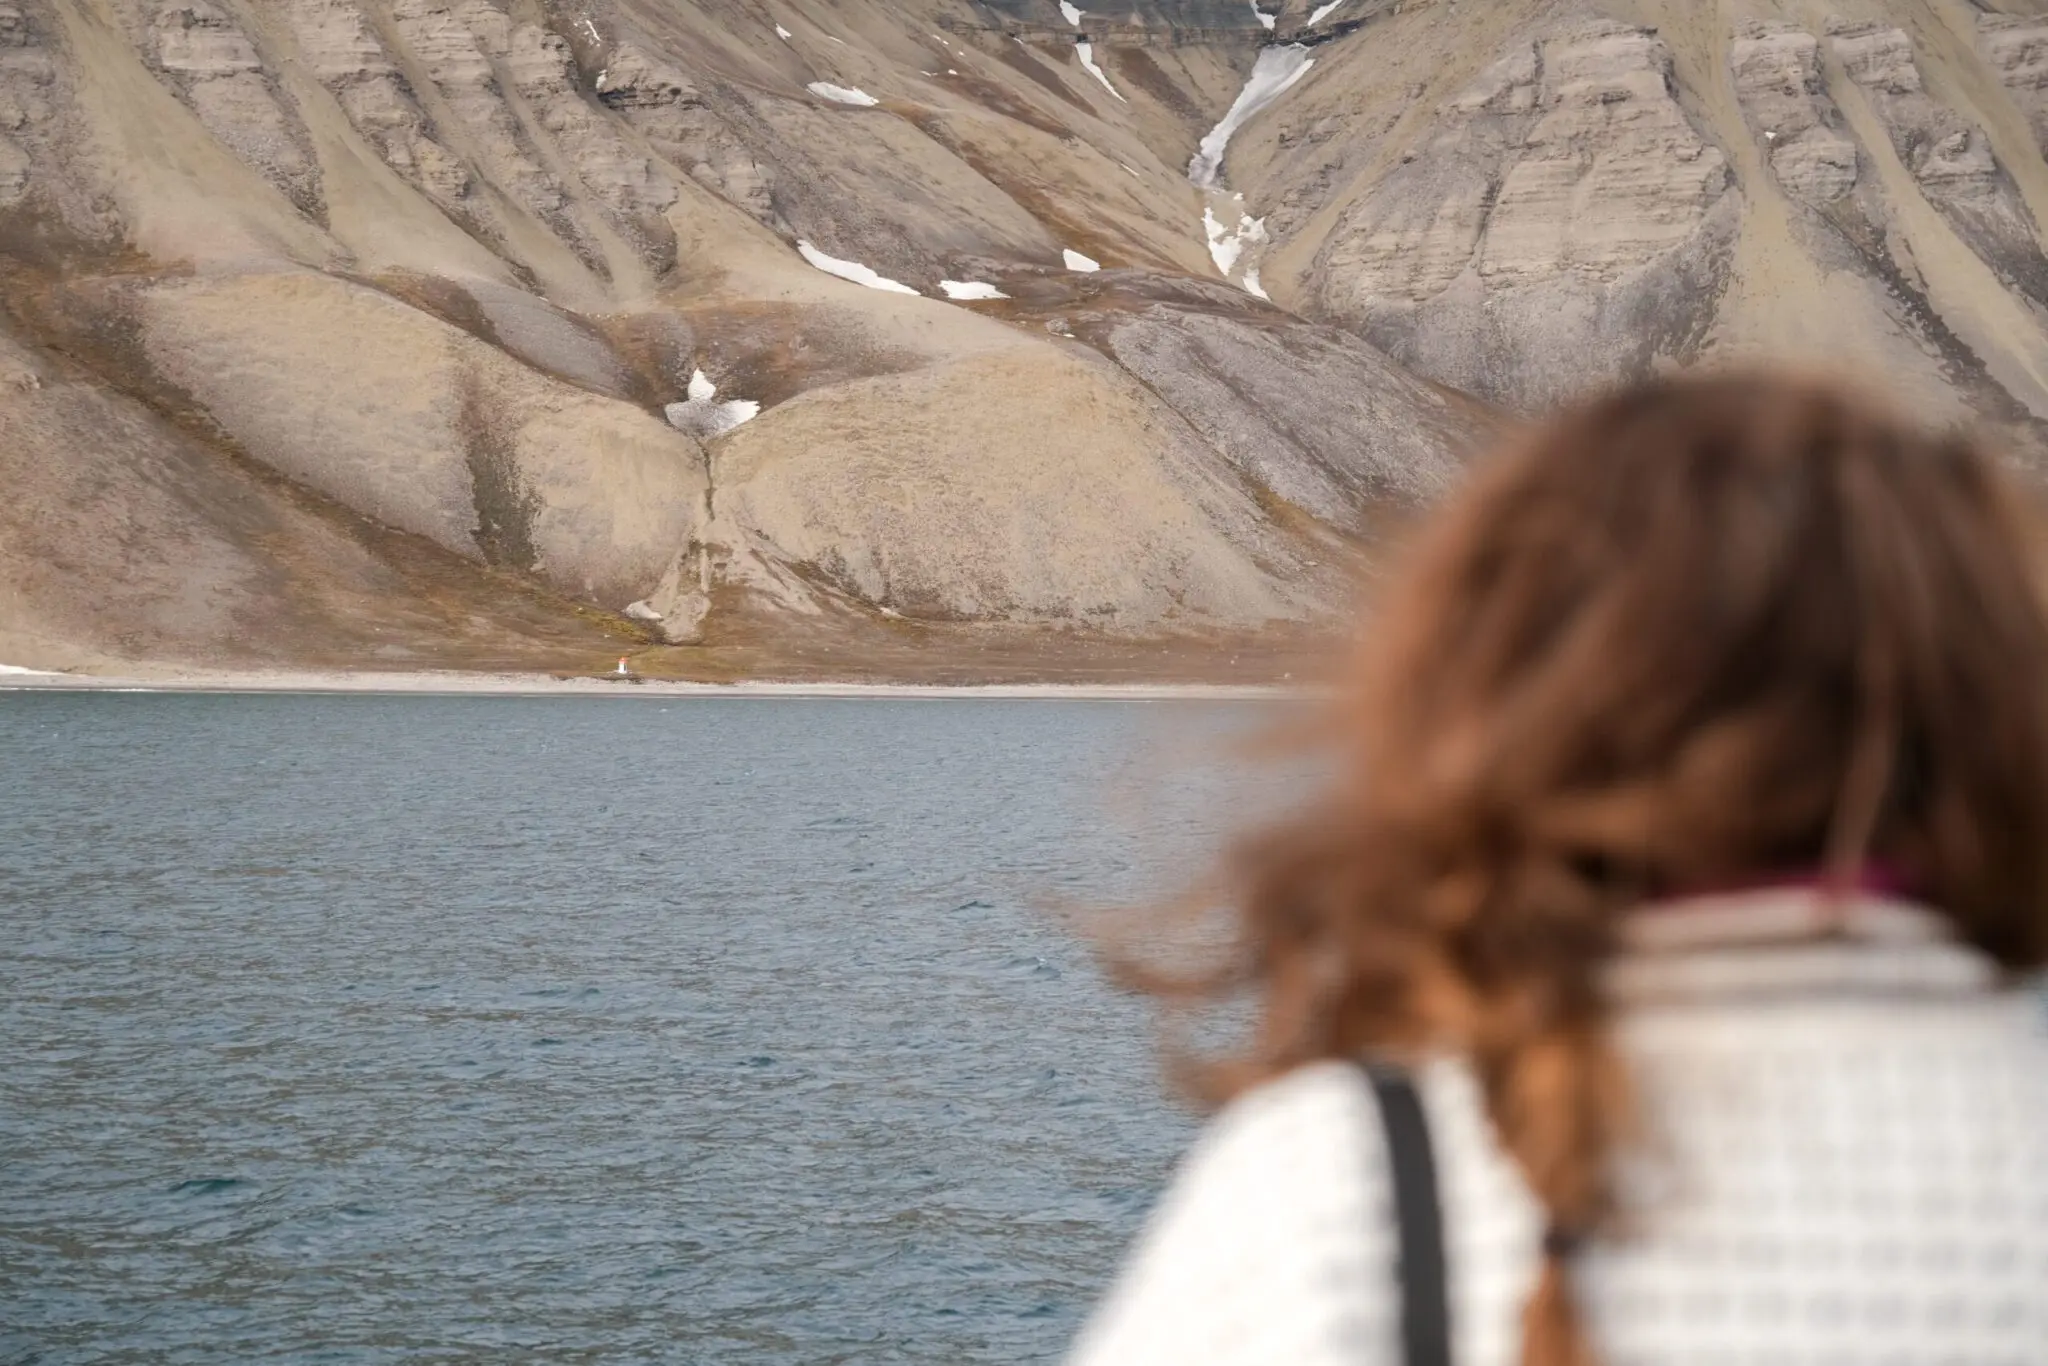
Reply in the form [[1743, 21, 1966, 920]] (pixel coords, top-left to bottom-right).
[[1198, 1060, 1387, 1186], [1137, 1059, 1395, 1275], [1067, 1062, 1401, 1366]]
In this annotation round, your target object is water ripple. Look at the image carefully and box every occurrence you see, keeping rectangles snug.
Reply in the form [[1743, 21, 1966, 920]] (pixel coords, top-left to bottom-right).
[[0, 694, 1293, 1364]]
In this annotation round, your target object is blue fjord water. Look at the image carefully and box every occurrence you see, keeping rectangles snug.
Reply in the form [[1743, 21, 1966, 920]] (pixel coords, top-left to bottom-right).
[[0, 693, 1289, 1364]]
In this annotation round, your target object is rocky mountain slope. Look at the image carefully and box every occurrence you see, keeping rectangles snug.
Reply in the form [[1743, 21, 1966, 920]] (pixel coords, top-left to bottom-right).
[[3, 0, 2045, 677]]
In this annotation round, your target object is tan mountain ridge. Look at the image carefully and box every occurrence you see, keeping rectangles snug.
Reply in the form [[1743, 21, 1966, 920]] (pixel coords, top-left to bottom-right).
[[2, 0, 2044, 680]]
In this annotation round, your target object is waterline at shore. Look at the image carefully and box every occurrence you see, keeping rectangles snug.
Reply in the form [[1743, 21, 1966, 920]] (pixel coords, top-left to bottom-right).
[[0, 667, 1294, 702]]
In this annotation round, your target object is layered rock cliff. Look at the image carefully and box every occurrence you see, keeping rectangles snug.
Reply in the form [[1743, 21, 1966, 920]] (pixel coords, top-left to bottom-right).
[[4, 0, 2046, 677], [1253, 0, 2048, 433]]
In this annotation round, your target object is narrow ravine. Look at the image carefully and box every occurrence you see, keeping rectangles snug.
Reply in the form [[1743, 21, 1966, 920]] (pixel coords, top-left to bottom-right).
[[1189, 42, 1318, 299], [1189, 43, 1316, 188]]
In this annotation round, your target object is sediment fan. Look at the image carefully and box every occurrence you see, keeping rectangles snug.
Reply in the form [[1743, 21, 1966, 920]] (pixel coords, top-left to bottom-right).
[[2, 0, 2044, 676]]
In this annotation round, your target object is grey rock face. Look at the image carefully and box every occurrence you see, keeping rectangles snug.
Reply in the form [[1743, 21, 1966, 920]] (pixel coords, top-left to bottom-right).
[[0, 1, 112, 240], [1731, 23, 1858, 207], [0, 131, 24, 202], [386, 0, 569, 226], [592, 42, 777, 228], [284, 0, 473, 212], [501, 23, 679, 271], [1312, 20, 1732, 408], [1103, 306, 1471, 519], [147, 2, 321, 212], [1979, 15, 2048, 152], [1833, 18, 2048, 311]]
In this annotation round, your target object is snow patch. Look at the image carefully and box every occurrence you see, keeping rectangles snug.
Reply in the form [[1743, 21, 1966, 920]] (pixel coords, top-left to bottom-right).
[[808, 81, 878, 106], [1063, 248, 1101, 272], [1203, 207, 1239, 273], [1189, 44, 1315, 188], [1307, 0, 1348, 23], [665, 399, 760, 438], [1076, 42, 1124, 101], [1203, 205, 1268, 275], [1242, 270, 1270, 300], [1059, 1, 1084, 25], [797, 240, 920, 294], [941, 280, 1009, 300], [0, 663, 54, 675], [666, 369, 761, 438], [1249, 1, 1276, 31], [776, 23, 792, 39]]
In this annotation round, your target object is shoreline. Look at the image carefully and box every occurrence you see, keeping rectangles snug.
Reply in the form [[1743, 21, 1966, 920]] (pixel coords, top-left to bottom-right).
[[0, 667, 1296, 701]]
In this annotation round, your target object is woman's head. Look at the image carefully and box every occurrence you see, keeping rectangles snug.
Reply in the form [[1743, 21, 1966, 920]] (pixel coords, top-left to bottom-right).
[[1149, 373, 2048, 1364], [1343, 371, 2048, 959]]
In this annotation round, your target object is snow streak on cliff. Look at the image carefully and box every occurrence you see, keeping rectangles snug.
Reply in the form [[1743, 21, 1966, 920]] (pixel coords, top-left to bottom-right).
[[1190, 44, 1315, 188]]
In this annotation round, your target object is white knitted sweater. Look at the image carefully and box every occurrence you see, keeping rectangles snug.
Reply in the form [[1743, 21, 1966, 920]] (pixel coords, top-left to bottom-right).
[[1069, 892, 2048, 1365]]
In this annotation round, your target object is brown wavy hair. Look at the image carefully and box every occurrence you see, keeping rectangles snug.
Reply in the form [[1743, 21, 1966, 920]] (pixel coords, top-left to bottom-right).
[[1130, 374, 2048, 1366]]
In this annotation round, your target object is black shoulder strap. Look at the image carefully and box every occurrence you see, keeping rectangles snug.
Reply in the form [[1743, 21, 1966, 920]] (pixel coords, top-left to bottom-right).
[[1359, 1064, 1452, 1366]]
